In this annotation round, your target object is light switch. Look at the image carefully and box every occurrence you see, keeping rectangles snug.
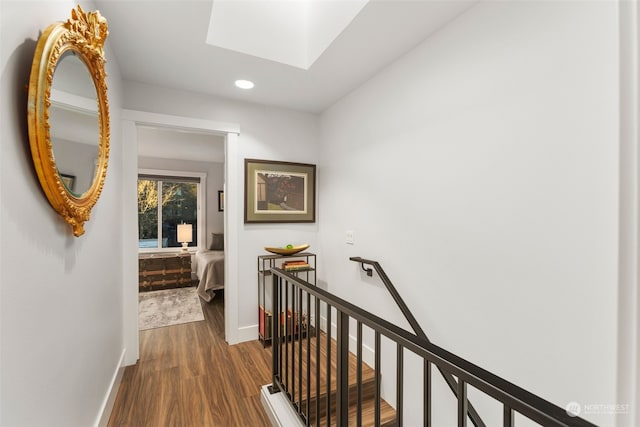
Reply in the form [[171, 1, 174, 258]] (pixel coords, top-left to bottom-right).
[[346, 230, 355, 245]]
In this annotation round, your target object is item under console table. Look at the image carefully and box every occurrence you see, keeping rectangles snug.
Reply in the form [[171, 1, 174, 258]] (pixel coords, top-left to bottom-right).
[[139, 252, 192, 292]]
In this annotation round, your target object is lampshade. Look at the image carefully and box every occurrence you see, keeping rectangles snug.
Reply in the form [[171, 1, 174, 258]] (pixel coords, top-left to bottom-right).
[[177, 223, 193, 243]]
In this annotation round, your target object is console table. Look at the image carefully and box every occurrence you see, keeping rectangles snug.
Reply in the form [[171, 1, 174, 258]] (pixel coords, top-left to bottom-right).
[[257, 252, 316, 345]]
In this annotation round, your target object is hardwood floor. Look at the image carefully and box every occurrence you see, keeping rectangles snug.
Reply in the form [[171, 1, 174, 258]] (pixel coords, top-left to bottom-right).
[[108, 290, 275, 427]]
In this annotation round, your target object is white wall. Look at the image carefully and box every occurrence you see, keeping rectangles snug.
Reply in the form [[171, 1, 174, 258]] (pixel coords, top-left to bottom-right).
[[0, 1, 126, 426], [122, 82, 320, 340], [319, 1, 621, 426]]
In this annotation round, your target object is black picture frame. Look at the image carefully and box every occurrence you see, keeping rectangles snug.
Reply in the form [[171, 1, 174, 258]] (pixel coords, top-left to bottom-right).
[[218, 190, 224, 212], [244, 159, 316, 223]]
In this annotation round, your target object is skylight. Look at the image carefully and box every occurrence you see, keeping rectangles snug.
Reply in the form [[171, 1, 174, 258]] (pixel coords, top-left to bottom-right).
[[206, 0, 369, 70]]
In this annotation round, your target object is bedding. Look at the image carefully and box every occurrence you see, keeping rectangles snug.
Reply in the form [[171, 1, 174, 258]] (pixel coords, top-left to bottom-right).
[[195, 249, 224, 302]]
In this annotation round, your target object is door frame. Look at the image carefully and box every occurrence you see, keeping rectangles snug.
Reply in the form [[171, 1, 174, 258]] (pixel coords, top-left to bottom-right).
[[121, 110, 241, 365]]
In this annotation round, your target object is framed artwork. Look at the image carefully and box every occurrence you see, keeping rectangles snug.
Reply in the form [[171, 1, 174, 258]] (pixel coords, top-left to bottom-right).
[[60, 173, 75, 191], [244, 159, 316, 223], [218, 190, 224, 212]]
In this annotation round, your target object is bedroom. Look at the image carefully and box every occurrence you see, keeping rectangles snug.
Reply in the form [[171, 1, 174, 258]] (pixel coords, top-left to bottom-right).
[[136, 126, 226, 308]]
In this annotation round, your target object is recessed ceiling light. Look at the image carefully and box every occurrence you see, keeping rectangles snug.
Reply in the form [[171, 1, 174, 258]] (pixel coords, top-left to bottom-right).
[[235, 79, 254, 90]]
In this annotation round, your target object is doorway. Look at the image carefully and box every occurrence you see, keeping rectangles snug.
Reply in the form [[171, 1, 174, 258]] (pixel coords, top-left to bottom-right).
[[121, 110, 240, 365]]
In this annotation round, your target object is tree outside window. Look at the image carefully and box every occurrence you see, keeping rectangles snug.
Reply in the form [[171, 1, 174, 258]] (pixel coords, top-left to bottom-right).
[[138, 178, 198, 249]]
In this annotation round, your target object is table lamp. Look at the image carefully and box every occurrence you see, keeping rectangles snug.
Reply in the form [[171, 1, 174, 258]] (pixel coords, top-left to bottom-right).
[[177, 223, 193, 251]]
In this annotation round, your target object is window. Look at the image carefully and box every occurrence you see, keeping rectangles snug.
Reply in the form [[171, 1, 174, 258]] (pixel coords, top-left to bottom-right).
[[138, 170, 205, 251]]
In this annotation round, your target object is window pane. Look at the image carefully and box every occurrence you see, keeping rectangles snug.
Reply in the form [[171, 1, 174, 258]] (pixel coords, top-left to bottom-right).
[[161, 182, 198, 248], [137, 179, 159, 248]]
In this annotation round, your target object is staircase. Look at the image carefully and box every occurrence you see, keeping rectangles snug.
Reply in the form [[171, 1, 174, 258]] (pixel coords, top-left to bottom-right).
[[268, 262, 599, 427], [276, 329, 396, 426]]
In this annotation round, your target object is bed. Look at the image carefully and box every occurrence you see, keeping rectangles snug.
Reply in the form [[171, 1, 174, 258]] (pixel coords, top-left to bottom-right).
[[195, 249, 224, 302]]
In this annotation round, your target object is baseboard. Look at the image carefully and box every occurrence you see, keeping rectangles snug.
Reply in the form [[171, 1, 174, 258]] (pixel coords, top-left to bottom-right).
[[235, 324, 259, 344], [95, 349, 127, 427], [260, 384, 304, 427]]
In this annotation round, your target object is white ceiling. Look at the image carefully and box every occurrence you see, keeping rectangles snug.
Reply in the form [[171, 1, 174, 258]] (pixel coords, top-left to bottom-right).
[[94, 0, 477, 114]]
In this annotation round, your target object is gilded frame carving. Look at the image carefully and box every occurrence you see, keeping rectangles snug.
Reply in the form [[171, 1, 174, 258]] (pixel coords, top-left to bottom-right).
[[27, 6, 110, 237]]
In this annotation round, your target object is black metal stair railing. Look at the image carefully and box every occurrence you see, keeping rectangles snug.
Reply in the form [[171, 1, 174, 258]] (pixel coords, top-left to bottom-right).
[[268, 257, 598, 427]]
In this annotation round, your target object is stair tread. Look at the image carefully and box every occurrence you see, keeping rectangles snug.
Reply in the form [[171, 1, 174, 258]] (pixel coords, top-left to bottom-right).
[[328, 396, 397, 427], [279, 329, 376, 402], [276, 329, 396, 426]]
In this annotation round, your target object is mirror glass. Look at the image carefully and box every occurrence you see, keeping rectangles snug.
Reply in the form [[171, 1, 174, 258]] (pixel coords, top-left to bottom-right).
[[49, 51, 100, 196]]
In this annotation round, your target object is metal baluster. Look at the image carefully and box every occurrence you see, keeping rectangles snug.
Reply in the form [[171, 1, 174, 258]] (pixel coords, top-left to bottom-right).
[[291, 282, 296, 409], [326, 305, 332, 426], [284, 279, 289, 392], [315, 298, 321, 427], [356, 321, 363, 427], [278, 276, 283, 384], [424, 360, 431, 427], [397, 344, 403, 426], [298, 287, 304, 414], [306, 291, 312, 425], [375, 332, 381, 427], [503, 404, 513, 427], [336, 311, 349, 426], [458, 378, 467, 427], [272, 274, 281, 388]]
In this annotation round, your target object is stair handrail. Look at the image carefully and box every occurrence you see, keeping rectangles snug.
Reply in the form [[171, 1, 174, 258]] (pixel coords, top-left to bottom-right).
[[350, 256, 489, 427], [350, 256, 428, 341], [271, 267, 597, 427]]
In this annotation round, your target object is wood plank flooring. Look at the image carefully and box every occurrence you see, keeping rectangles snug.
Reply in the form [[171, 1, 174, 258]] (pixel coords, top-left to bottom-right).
[[108, 288, 397, 426], [108, 290, 274, 427]]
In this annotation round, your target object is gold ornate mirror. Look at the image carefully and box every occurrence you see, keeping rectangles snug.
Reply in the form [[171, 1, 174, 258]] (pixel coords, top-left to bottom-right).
[[27, 6, 110, 237]]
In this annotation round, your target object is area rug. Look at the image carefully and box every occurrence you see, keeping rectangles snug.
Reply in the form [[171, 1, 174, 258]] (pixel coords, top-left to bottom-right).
[[138, 287, 204, 330]]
